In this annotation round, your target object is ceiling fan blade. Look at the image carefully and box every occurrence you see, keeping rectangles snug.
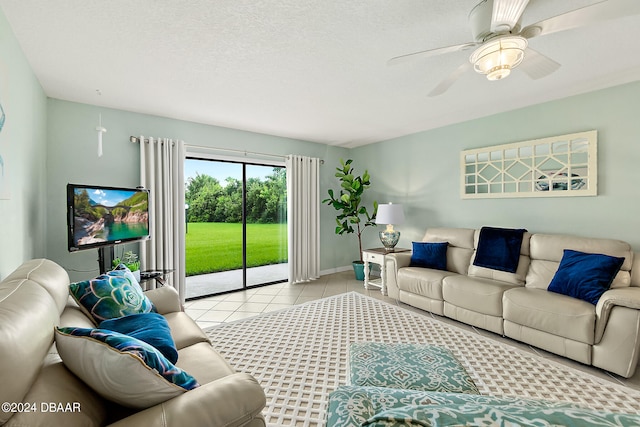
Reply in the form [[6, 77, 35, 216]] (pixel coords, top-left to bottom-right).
[[519, 48, 561, 80], [428, 62, 472, 97], [491, 0, 530, 33], [521, 0, 640, 39], [388, 42, 477, 66]]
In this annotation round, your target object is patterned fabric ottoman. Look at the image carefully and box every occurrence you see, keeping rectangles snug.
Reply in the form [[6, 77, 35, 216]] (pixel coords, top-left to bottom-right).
[[349, 342, 478, 394], [326, 386, 640, 427]]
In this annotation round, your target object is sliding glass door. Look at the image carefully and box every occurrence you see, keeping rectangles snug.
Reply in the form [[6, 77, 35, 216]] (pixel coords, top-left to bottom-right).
[[245, 165, 287, 286], [184, 158, 287, 299]]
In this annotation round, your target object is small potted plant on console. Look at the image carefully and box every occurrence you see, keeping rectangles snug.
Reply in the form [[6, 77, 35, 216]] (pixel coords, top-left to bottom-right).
[[112, 250, 141, 282]]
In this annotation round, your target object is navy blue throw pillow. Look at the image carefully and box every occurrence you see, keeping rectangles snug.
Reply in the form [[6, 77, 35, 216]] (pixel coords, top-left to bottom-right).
[[99, 312, 178, 364], [410, 242, 448, 271], [547, 249, 625, 305]]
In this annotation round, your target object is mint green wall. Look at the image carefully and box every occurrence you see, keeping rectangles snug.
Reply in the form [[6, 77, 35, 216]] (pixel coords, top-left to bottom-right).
[[40, 81, 640, 281], [0, 8, 47, 279], [354, 81, 640, 252], [45, 99, 352, 281]]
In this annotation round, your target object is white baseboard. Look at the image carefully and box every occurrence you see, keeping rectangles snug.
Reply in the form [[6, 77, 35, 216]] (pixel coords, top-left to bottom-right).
[[320, 265, 351, 276]]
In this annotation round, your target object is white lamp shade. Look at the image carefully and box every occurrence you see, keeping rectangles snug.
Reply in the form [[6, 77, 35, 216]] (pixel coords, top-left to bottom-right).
[[376, 203, 405, 225]]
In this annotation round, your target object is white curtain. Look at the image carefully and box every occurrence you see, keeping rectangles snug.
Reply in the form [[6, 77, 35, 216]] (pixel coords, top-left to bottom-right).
[[139, 136, 186, 301], [286, 155, 320, 283]]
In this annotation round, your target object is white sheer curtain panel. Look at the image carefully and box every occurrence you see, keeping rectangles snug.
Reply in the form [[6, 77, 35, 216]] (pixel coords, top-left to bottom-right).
[[286, 155, 320, 283], [139, 136, 186, 301]]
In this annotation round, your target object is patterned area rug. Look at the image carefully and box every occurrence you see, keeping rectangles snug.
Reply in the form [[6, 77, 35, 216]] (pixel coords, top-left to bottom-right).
[[204, 292, 640, 426]]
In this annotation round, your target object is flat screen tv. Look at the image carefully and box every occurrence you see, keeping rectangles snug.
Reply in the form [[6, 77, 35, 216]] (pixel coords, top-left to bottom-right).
[[67, 183, 150, 252]]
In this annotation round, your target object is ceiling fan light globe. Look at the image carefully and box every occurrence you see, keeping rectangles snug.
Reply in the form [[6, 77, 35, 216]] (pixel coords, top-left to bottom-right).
[[470, 35, 527, 80], [487, 66, 511, 80]]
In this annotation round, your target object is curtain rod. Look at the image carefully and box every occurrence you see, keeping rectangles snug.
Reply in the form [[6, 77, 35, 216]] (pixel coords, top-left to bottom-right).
[[130, 136, 323, 163]]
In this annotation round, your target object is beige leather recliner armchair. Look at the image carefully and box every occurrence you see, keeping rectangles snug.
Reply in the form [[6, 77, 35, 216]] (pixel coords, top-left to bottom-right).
[[0, 259, 266, 426]]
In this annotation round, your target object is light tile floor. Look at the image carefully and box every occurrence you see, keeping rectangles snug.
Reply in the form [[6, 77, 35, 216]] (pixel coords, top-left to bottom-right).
[[184, 270, 640, 391]]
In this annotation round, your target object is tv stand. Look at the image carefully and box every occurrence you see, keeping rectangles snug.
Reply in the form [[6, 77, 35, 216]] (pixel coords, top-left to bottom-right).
[[97, 246, 115, 274]]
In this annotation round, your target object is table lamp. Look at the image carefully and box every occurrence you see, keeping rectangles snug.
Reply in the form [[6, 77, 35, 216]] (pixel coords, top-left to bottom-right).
[[375, 203, 405, 251]]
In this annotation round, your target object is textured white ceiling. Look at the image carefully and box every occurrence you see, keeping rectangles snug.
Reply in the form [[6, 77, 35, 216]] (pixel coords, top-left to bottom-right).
[[2, 0, 640, 147]]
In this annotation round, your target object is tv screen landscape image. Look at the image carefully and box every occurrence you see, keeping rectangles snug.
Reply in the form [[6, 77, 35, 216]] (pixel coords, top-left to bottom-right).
[[67, 184, 150, 252]]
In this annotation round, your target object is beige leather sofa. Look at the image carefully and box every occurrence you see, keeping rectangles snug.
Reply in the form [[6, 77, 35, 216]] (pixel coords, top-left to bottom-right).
[[0, 259, 266, 426], [386, 228, 640, 378]]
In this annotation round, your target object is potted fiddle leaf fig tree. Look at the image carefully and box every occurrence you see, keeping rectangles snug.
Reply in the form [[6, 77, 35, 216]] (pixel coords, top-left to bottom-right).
[[323, 158, 378, 280]]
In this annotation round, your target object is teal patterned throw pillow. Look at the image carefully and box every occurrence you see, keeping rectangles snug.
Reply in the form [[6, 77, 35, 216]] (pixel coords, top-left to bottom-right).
[[55, 327, 199, 408], [70, 266, 155, 324]]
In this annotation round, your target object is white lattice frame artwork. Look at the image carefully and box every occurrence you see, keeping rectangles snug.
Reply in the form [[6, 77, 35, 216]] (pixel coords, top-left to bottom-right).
[[461, 130, 597, 199]]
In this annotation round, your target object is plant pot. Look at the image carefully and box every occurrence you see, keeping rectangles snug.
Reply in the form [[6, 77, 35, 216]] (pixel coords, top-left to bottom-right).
[[352, 261, 365, 281], [132, 270, 141, 283]]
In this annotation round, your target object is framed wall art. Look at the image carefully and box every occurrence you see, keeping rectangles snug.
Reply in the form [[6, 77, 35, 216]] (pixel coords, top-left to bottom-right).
[[461, 130, 597, 199]]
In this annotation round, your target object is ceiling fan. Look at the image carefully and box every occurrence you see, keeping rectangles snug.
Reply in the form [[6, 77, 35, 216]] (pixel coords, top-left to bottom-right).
[[389, 0, 640, 97]]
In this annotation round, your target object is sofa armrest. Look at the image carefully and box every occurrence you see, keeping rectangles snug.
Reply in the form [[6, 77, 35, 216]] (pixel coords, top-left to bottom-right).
[[107, 373, 266, 427], [385, 253, 412, 299], [145, 286, 183, 314], [595, 287, 640, 343], [389, 252, 412, 269]]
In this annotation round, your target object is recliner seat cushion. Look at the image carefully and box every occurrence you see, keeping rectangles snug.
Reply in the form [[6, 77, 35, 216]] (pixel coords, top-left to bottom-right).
[[397, 268, 457, 301], [443, 275, 519, 317], [175, 341, 237, 385], [503, 288, 595, 344]]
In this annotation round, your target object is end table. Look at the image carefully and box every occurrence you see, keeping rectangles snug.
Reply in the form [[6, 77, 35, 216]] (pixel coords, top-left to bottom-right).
[[140, 269, 174, 290], [362, 248, 410, 296]]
